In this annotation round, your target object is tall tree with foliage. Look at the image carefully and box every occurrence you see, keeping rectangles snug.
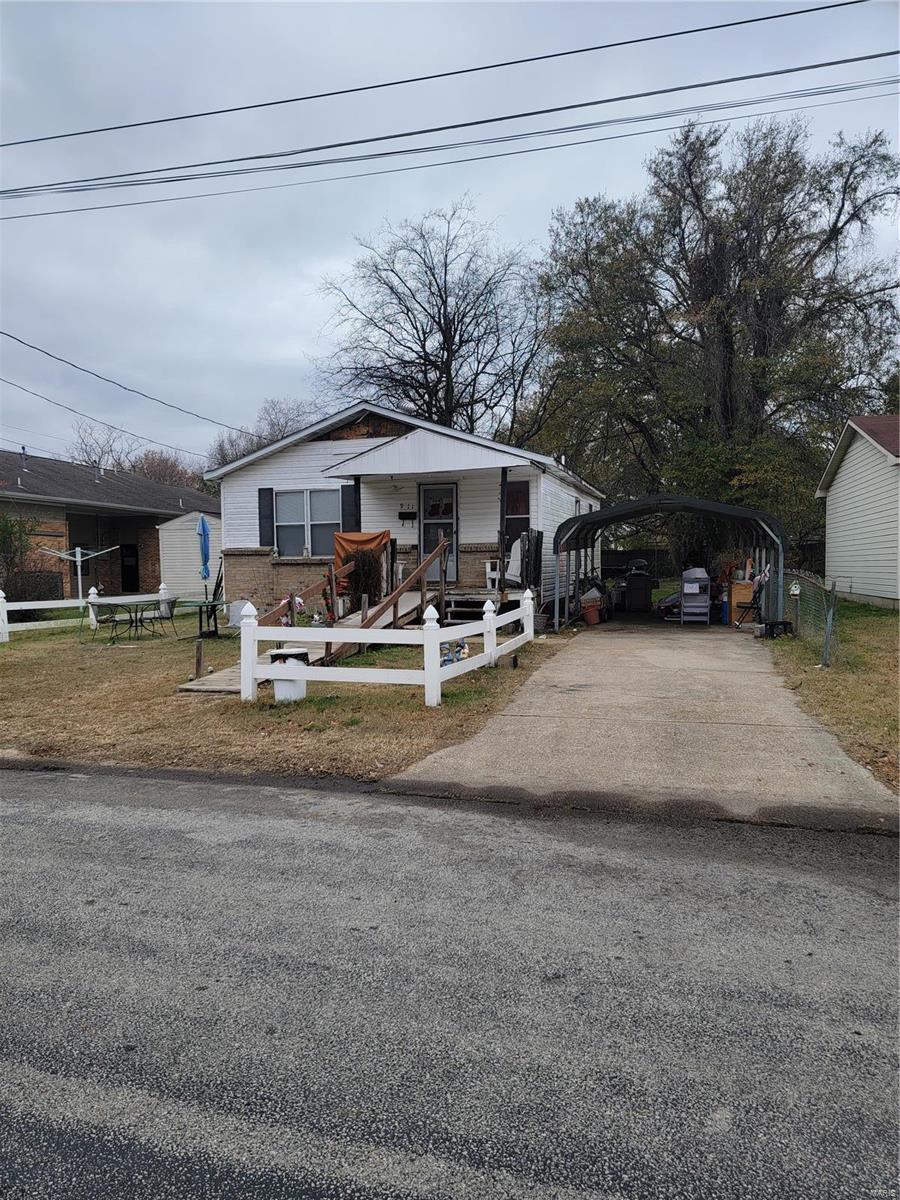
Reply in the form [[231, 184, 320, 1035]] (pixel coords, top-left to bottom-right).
[[538, 119, 898, 547]]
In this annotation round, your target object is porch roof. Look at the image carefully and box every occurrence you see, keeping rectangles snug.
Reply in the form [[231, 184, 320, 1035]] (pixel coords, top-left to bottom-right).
[[322, 428, 529, 479]]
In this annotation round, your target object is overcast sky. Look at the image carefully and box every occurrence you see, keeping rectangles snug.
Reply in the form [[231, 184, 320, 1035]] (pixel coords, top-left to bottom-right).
[[0, 0, 896, 466]]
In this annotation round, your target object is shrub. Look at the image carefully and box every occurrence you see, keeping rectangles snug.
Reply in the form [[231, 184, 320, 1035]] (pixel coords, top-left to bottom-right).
[[348, 549, 384, 612]]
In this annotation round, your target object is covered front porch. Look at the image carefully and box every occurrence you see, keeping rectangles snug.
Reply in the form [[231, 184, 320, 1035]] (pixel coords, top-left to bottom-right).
[[323, 427, 541, 596]]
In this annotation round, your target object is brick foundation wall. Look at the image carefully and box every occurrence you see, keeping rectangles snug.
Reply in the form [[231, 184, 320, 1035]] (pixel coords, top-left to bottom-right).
[[223, 549, 333, 610]]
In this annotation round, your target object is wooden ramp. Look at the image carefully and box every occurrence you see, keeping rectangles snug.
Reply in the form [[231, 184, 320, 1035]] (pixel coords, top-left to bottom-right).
[[178, 590, 432, 695]]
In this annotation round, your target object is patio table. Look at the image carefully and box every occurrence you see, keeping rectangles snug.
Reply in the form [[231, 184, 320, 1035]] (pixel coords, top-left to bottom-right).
[[82, 594, 164, 642]]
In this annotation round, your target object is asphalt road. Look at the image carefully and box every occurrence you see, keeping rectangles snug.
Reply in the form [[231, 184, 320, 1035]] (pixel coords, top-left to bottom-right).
[[0, 766, 896, 1199]]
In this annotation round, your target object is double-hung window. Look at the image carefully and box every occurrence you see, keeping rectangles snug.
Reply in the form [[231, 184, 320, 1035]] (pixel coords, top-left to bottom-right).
[[274, 489, 341, 557]]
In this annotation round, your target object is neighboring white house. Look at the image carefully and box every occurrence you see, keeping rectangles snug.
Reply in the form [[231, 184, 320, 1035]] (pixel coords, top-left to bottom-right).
[[815, 415, 899, 608], [158, 511, 223, 598], [204, 401, 603, 608]]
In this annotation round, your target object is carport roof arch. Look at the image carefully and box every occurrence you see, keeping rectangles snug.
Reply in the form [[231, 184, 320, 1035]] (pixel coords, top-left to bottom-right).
[[553, 493, 787, 554]]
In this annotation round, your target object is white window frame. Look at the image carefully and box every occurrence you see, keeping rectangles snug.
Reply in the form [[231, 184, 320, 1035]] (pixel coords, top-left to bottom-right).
[[274, 488, 342, 558]]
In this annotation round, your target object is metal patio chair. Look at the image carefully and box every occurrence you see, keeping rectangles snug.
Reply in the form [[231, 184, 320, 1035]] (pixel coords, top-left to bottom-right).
[[86, 600, 133, 644], [139, 595, 179, 638]]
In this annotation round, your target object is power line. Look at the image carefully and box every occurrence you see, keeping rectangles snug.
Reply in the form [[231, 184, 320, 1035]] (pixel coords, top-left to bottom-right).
[[3, 86, 894, 222], [0, 377, 210, 459], [0, 434, 68, 461], [4, 51, 894, 198], [0, 331, 246, 432], [0, 0, 871, 149], [5, 76, 892, 202], [1, 422, 70, 443]]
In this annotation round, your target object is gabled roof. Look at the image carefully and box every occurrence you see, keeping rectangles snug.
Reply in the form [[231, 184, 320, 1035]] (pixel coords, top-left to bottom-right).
[[815, 416, 900, 497], [0, 450, 220, 516], [204, 399, 603, 498], [323, 428, 549, 479]]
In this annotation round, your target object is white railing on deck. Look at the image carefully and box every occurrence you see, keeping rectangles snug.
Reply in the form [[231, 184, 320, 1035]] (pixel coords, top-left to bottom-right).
[[240, 590, 534, 708]]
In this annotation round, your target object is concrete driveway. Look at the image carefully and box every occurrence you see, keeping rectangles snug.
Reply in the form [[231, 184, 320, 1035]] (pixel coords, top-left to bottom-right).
[[1, 767, 897, 1198], [393, 622, 898, 830]]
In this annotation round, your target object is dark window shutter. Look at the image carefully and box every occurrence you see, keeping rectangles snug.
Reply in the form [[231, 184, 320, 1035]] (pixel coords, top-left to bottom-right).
[[340, 484, 360, 532], [258, 488, 275, 547]]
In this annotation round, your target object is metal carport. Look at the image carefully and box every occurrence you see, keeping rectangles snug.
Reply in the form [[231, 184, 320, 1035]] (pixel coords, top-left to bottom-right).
[[552, 493, 787, 631]]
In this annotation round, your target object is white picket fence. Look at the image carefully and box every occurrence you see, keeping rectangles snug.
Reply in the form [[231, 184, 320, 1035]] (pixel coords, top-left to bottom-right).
[[240, 591, 534, 708], [0, 589, 89, 641], [0, 583, 193, 641]]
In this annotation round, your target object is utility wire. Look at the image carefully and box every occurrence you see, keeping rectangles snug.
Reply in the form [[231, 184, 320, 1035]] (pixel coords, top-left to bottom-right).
[[5, 50, 894, 197], [3, 87, 895, 222], [0, 377, 210, 459], [0, 331, 246, 432], [0, 0, 871, 148], [1, 422, 71, 443], [5, 76, 892, 200], [0, 434, 68, 461]]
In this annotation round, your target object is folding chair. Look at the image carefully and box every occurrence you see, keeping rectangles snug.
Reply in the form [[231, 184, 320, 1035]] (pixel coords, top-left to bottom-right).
[[734, 570, 767, 628]]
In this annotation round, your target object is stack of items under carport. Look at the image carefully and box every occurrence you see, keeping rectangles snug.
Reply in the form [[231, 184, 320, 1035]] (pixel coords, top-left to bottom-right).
[[679, 567, 711, 624]]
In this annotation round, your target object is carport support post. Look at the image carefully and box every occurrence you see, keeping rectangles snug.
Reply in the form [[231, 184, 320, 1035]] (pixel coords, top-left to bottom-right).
[[240, 602, 258, 702], [564, 550, 572, 625], [553, 551, 561, 632]]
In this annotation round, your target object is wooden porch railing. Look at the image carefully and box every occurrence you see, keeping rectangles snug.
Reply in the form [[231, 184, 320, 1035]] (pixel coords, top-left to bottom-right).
[[257, 560, 356, 627], [360, 538, 448, 631], [320, 539, 448, 664]]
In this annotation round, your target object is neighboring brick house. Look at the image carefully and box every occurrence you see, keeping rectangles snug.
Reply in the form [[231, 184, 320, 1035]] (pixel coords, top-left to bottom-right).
[[0, 449, 220, 600]]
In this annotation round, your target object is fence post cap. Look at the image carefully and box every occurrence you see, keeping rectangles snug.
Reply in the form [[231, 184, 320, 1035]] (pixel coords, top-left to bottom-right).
[[482, 598, 496, 614], [240, 601, 258, 620], [159, 582, 169, 596], [88, 586, 99, 598], [423, 604, 440, 627], [0, 589, 5, 601], [522, 588, 534, 602]]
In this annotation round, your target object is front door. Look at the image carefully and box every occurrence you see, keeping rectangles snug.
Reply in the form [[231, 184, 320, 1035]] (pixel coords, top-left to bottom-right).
[[120, 544, 140, 592], [419, 484, 457, 582]]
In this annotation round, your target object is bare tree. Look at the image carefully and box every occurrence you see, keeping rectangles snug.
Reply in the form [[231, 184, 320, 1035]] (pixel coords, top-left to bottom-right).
[[68, 419, 139, 470], [68, 420, 206, 488], [128, 447, 205, 489], [322, 201, 554, 437], [206, 397, 322, 469]]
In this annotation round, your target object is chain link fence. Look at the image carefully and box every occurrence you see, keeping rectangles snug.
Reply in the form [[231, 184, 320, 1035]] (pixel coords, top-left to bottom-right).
[[784, 570, 839, 666]]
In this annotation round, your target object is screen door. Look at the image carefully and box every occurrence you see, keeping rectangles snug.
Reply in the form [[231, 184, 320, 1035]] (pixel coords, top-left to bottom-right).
[[419, 484, 457, 582]]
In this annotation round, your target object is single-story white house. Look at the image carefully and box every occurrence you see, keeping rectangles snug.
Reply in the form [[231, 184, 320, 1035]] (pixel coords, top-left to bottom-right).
[[815, 415, 899, 608], [204, 401, 603, 609], [157, 511, 223, 598]]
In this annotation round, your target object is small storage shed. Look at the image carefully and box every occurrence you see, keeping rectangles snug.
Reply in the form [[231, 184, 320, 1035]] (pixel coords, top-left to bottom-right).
[[158, 511, 223, 598], [815, 416, 899, 608]]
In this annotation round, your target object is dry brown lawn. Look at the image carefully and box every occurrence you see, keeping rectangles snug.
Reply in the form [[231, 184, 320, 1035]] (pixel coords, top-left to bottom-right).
[[0, 619, 564, 781], [772, 598, 899, 792]]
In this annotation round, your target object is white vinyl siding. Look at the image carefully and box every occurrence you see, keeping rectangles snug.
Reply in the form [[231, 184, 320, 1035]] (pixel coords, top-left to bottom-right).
[[219, 438, 388, 548], [157, 512, 223, 599], [539, 476, 600, 601], [359, 466, 538, 544], [824, 434, 900, 601]]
